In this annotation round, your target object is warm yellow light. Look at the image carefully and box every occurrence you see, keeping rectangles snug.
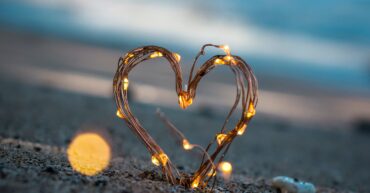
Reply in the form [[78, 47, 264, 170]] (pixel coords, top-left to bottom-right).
[[116, 110, 125, 119], [207, 168, 216, 177], [67, 133, 111, 176], [220, 45, 230, 55], [223, 55, 236, 65], [182, 139, 193, 150], [246, 102, 256, 119], [216, 133, 227, 145], [151, 153, 168, 166], [223, 55, 232, 61], [218, 161, 232, 176], [151, 155, 160, 166], [150, 51, 163, 58], [159, 153, 168, 165], [123, 77, 129, 90], [124, 53, 134, 64], [178, 92, 193, 109], [191, 176, 201, 189], [237, 124, 247, 136], [173, 53, 181, 62], [214, 58, 226, 65]]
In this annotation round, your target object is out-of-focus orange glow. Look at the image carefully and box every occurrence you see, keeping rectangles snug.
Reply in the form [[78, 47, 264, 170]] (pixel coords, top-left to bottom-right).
[[216, 133, 227, 145], [214, 58, 226, 65], [116, 109, 125, 119], [218, 161, 232, 180], [246, 102, 256, 118], [67, 133, 111, 176], [173, 53, 181, 62], [237, 124, 247, 136], [178, 92, 193, 109], [149, 51, 163, 58]]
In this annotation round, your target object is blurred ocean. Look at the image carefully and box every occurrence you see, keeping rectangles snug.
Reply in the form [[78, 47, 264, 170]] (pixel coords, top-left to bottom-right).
[[0, 0, 369, 93]]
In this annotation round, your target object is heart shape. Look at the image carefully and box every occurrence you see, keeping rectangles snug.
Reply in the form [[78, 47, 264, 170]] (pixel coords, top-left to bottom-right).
[[113, 44, 258, 189]]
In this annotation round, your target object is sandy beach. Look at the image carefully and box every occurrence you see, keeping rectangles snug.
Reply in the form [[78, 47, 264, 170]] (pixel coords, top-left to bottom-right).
[[0, 29, 370, 192]]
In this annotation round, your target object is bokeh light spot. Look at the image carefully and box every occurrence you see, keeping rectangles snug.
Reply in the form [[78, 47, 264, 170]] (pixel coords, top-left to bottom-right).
[[67, 133, 111, 176], [218, 161, 232, 180]]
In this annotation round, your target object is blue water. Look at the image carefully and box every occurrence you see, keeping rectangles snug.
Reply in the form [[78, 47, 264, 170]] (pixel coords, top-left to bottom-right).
[[224, 0, 370, 46], [0, 0, 369, 93]]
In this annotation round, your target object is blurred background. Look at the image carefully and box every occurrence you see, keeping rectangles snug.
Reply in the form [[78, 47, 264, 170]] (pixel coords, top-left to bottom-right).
[[1, 0, 369, 127], [0, 0, 370, 192]]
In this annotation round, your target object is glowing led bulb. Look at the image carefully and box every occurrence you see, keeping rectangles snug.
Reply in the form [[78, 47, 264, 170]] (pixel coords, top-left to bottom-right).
[[151, 153, 168, 166], [159, 153, 168, 165], [151, 155, 160, 166], [223, 55, 233, 61], [220, 45, 230, 55], [116, 110, 125, 119], [207, 168, 216, 177], [237, 124, 247, 136], [246, 102, 256, 119], [182, 139, 193, 150], [123, 77, 129, 90], [191, 176, 201, 188], [214, 58, 226, 65], [223, 55, 236, 65], [218, 161, 232, 176], [216, 134, 227, 145], [124, 53, 134, 64], [178, 92, 193, 109], [173, 53, 181, 62], [123, 52, 134, 59], [150, 51, 163, 58]]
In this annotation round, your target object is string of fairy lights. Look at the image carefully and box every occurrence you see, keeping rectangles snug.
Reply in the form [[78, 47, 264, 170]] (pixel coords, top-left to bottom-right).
[[113, 44, 258, 190]]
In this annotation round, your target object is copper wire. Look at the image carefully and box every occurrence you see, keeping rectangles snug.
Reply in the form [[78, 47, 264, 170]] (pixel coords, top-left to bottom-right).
[[113, 44, 258, 189]]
